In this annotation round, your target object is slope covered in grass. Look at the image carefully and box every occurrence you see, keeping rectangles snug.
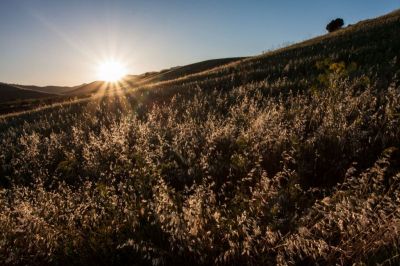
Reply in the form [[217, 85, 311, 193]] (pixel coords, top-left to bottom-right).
[[0, 10, 399, 265]]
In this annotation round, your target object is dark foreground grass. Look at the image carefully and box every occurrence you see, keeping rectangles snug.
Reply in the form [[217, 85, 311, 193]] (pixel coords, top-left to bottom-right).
[[0, 9, 400, 266]]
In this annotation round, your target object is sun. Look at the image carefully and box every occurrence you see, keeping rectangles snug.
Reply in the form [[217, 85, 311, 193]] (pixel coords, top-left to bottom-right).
[[97, 60, 127, 82]]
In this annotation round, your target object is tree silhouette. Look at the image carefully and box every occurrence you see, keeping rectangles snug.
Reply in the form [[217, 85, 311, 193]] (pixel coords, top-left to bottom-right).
[[326, 18, 344, 32]]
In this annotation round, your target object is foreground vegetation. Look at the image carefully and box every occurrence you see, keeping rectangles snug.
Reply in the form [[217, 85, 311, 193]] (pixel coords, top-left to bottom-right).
[[0, 10, 400, 265]]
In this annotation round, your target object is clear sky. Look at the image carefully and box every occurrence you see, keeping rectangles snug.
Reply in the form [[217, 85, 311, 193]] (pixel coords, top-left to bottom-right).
[[0, 0, 398, 86]]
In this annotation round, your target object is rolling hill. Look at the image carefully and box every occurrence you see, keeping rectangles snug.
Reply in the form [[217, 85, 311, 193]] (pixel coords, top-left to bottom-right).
[[66, 81, 110, 96], [132, 57, 245, 84], [66, 57, 245, 97], [0, 82, 56, 103], [17, 84, 79, 95], [0, 57, 244, 103]]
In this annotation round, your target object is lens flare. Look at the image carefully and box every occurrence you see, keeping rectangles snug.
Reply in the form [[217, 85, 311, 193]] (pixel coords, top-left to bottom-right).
[[97, 60, 127, 82]]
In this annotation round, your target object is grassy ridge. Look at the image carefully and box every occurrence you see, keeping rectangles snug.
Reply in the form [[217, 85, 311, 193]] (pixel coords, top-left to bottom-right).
[[0, 10, 399, 265]]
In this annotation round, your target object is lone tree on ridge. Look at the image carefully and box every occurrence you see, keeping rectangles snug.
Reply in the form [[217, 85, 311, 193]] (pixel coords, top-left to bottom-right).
[[326, 18, 344, 32]]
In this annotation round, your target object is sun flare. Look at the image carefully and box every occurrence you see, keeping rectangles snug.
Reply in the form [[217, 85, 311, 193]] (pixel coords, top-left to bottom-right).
[[97, 60, 127, 82]]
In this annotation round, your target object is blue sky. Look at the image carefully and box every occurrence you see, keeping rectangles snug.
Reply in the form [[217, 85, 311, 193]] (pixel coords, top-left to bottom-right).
[[0, 0, 398, 86]]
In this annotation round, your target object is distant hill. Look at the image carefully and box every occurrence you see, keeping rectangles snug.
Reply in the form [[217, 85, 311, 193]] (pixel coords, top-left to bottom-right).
[[17, 84, 79, 95], [1, 58, 243, 99], [0, 83, 56, 103], [66, 81, 120, 96], [132, 57, 245, 84], [66, 58, 245, 97]]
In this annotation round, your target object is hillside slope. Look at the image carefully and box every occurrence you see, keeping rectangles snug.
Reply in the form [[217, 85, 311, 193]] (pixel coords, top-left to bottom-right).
[[141, 9, 399, 99]]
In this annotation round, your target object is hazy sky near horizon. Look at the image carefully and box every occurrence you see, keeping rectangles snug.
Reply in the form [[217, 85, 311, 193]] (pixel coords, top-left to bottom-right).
[[0, 0, 399, 86]]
